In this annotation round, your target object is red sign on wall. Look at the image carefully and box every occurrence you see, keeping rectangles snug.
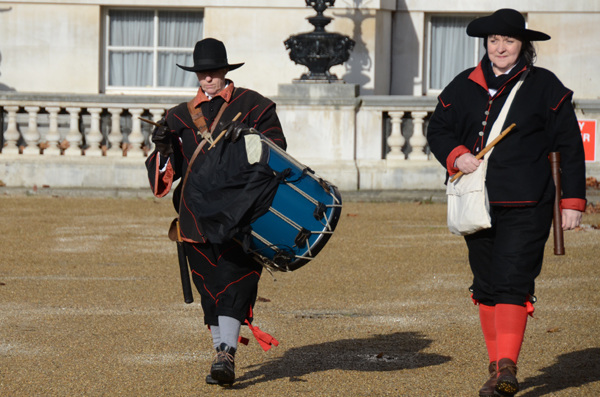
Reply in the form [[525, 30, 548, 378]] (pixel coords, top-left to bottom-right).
[[579, 119, 597, 162]]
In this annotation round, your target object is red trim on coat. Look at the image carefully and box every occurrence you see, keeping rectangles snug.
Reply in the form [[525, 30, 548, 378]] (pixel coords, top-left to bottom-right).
[[560, 198, 586, 212], [438, 95, 451, 108], [447, 145, 471, 175], [468, 62, 488, 90], [551, 90, 573, 111]]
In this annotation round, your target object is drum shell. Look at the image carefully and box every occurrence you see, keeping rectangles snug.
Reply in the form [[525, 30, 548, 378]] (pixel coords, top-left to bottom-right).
[[249, 138, 342, 271]]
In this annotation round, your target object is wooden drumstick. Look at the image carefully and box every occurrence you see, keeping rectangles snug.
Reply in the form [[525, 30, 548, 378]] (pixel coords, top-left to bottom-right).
[[208, 112, 242, 150], [139, 117, 162, 127], [449, 123, 516, 183]]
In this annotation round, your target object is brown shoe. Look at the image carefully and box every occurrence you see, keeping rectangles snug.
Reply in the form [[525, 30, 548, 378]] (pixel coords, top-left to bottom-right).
[[478, 361, 497, 397], [495, 358, 519, 396]]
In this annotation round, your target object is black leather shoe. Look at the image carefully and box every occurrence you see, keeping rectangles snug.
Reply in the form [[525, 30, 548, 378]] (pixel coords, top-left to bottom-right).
[[495, 358, 519, 396], [210, 343, 236, 386], [479, 361, 497, 397], [205, 374, 218, 385]]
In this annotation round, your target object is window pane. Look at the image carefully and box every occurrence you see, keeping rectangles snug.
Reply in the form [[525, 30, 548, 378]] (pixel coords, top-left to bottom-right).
[[158, 11, 203, 47], [109, 10, 153, 47], [158, 52, 198, 87], [430, 16, 480, 90], [109, 51, 153, 86]]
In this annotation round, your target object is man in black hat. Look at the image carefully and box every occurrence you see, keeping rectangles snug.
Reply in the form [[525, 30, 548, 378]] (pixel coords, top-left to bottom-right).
[[427, 9, 586, 397], [145, 37, 286, 387]]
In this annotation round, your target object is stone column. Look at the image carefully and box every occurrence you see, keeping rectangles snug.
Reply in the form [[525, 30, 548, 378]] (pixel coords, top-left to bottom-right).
[[408, 111, 428, 160], [2, 106, 21, 155], [107, 108, 123, 157], [43, 107, 62, 155], [22, 106, 41, 155], [126, 108, 145, 157], [85, 108, 103, 156], [64, 107, 82, 156], [386, 111, 405, 163]]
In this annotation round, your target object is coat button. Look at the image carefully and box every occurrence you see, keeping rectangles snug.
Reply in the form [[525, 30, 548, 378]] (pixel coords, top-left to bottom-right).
[[479, 131, 484, 136], [485, 111, 489, 115], [482, 121, 487, 126]]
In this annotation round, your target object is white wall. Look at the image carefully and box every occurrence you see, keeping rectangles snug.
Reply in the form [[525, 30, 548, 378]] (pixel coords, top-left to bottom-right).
[[0, 3, 100, 94]]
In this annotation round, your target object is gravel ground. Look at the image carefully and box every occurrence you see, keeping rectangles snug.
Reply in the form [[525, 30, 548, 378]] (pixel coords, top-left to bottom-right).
[[1, 192, 599, 396]]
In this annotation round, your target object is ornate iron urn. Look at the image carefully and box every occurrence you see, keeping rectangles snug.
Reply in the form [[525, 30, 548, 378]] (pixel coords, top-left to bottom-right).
[[284, 0, 355, 82]]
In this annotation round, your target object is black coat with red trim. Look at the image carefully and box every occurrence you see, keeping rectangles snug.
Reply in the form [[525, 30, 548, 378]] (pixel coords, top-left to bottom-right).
[[427, 62, 586, 209], [145, 85, 287, 242]]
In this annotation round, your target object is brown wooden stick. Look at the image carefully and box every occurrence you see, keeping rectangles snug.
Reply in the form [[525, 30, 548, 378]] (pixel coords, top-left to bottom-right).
[[449, 123, 517, 183], [139, 117, 162, 127], [208, 112, 242, 150], [550, 152, 565, 255]]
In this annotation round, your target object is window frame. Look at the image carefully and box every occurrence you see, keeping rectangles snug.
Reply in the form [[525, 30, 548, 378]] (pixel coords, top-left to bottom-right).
[[424, 13, 484, 96], [102, 7, 203, 95]]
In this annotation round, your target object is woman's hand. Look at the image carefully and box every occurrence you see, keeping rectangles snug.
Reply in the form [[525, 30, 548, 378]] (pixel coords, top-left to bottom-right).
[[562, 209, 582, 230], [455, 153, 482, 174]]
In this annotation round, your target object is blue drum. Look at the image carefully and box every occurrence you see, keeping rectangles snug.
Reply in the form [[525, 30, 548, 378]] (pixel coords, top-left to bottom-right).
[[248, 136, 343, 272]]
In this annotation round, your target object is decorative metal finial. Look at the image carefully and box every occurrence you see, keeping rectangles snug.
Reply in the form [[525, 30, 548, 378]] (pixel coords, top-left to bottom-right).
[[284, 0, 355, 82]]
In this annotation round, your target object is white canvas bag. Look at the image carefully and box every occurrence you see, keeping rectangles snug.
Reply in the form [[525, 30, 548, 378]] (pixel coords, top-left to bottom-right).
[[446, 70, 528, 236]]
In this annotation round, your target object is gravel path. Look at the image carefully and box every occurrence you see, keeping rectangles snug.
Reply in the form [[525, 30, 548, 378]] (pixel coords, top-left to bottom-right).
[[1, 194, 599, 396]]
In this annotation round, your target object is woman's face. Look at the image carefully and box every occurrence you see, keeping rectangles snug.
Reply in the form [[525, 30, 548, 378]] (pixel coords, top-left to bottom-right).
[[196, 68, 228, 97], [487, 35, 522, 75]]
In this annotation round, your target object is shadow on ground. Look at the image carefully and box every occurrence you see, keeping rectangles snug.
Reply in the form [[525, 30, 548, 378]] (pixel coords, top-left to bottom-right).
[[519, 348, 600, 396], [233, 331, 451, 388]]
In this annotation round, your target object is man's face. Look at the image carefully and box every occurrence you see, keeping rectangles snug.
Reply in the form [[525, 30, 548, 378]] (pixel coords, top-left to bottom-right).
[[196, 68, 228, 97]]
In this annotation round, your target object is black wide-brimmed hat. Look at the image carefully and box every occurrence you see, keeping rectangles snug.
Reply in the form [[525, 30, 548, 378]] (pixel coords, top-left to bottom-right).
[[467, 9, 550, 41], [177, 38, 244, 72]]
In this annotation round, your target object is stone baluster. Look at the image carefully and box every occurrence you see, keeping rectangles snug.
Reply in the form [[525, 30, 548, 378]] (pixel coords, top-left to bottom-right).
[[407, 111, 428, 160], [64, 107, 82, 156], [43, 107, 62, 155], [22, 106, 41, 155], [85, 107, 103, 156], [126, 108, 145, 157], [386, 111, 405, 163], [2, 106, 21, 155], [107, 108, 123, 157]]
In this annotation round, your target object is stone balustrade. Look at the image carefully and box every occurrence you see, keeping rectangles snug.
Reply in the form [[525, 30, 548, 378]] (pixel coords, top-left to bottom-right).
[[0, 93, 188, 158], [1, 92, 598, 191]]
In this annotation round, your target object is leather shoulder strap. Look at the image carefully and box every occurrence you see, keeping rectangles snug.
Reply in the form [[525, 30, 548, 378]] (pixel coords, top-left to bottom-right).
[[179, 94, 232, 211], [187, 100, 208, 132]]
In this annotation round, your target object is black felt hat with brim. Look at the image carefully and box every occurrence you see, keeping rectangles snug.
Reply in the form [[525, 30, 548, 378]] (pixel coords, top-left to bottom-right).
[[467, 9, 550, 41], [177, 38, 244, 72]]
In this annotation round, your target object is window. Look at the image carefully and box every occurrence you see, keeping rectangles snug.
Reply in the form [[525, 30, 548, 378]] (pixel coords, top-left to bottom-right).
[[105, 9, 203, 93], [427, 16, 485, 92]]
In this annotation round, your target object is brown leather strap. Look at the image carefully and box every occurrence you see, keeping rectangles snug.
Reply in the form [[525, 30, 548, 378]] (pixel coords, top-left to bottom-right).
[[187, 100, 208, 133], [178, 94, 233, 230]]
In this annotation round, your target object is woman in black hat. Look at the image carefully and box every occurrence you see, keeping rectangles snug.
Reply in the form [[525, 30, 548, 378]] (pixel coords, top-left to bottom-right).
[[427, 9, 586, 397], [145, 38, 286, 387]]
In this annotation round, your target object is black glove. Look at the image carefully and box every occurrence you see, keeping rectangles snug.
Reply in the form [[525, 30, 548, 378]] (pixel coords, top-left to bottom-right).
[[223, 121, 253, 143], [151, 119, 173, 157]]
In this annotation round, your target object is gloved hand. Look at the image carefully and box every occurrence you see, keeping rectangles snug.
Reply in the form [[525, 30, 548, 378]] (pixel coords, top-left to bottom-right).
[[223, 121, 254, 143], [151, 119, 173, 157]]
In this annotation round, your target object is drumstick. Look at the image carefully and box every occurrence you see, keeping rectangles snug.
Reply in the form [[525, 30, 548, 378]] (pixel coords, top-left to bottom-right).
[[139, 117, 162, 127], [449, 123, 516, 183], [208, 112, 242, 150]]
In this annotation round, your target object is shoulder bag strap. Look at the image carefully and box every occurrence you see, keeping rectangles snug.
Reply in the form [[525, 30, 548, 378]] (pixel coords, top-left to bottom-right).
[[179, 95, 232, 211], [484, 69, 529, 158]]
